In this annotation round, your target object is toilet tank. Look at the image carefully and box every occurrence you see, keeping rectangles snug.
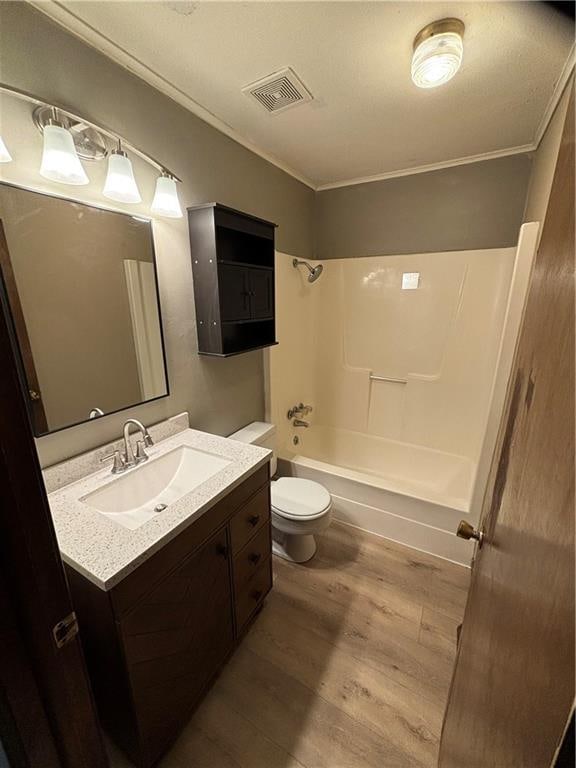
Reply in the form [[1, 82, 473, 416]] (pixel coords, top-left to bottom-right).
[[228, 422, 277, 475]]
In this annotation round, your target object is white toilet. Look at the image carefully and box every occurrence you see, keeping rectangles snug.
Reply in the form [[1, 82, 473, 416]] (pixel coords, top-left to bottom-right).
[[229, 422, 332, 563]]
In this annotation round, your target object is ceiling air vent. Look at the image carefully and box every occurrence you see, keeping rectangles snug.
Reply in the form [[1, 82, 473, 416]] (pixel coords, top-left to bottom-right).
[[242, 67, 313, 114]]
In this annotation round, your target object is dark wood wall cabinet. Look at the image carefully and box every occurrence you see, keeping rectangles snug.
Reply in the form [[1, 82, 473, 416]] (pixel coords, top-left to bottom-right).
[[66, 464, 272, 768], [187, 203, 277, 356]]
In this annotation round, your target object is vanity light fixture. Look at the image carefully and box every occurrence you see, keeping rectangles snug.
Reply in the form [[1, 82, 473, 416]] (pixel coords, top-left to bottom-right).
[[2, 84, 184, 216], [411, 18, 464, 89], [0, 135, 12, 163], [39, 109, 89, 185], [103, 140, 142, 203], [151, 172, 183, 219]]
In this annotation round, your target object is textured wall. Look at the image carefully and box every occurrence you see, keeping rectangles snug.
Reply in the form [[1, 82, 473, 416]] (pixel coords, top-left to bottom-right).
[[0, 2, 314, 466], [315, 155, 532, 259]]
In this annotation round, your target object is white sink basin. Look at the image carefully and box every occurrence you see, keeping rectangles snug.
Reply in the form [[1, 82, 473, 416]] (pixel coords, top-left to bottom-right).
[[81, 446, 231, 530]]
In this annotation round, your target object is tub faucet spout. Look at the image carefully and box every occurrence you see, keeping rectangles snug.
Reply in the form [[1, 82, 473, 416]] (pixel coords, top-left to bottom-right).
[[293, 419, 309, 428]]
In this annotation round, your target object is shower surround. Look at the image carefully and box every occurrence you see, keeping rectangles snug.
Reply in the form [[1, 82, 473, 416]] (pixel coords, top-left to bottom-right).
[[268, 226, 538, 565]]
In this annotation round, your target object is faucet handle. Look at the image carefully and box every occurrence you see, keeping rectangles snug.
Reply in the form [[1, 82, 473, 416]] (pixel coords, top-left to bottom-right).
[[100, 450, 125, 474], [135, 440, 150, 463], [287, 403, 313, 419]]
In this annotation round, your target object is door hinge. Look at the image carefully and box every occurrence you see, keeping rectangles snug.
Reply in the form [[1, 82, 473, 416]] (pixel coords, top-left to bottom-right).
[[52, 611, 79, 649]]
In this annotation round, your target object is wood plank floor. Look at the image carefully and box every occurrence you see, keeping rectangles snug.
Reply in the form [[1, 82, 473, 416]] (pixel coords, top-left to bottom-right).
[[109, 521, 470, 768]]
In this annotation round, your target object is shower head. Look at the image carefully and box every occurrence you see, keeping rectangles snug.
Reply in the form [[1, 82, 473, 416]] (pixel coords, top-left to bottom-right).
[[292, 258, 324, 283]]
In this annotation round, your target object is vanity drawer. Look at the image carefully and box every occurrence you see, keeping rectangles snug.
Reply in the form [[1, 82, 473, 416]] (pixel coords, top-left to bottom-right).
[[230, 485, 270, 555], [233, 522, 271, 592], [235, 558, 272, 632]]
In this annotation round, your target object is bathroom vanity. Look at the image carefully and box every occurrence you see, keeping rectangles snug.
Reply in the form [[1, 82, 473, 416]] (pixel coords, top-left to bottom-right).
[[46, 426, 272, 767]]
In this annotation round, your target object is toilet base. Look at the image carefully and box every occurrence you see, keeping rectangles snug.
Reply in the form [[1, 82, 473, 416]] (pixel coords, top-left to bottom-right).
[[272, 530, 317, 563]]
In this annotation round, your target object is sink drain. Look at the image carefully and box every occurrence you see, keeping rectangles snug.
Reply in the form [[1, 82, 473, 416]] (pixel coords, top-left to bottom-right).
[[154, 503, 168, 513]]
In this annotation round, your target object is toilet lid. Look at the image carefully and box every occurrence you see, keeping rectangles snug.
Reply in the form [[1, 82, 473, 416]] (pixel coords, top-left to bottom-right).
[[271, 478, 331, 520]]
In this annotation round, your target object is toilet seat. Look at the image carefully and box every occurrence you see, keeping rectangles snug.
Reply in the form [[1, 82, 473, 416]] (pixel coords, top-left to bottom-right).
[[271, 478, 332, 521]]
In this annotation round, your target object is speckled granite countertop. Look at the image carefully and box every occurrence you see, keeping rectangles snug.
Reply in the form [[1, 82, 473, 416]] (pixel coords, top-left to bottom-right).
[[47, 428, 270, 591]]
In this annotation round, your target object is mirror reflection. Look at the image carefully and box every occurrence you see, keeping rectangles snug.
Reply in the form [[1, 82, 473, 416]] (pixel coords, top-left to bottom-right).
[[0, 183, 169, 436]]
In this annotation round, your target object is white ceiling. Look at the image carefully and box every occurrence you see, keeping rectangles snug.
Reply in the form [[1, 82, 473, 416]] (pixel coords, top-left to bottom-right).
[[36, 1, 575, 189]]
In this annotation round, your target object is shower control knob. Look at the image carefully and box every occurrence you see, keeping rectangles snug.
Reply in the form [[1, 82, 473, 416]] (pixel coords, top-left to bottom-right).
[[457, 520, 484, 548]]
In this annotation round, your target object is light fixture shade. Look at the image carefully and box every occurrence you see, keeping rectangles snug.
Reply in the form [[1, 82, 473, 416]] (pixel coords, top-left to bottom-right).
[[0, 135, 12, 163], [103, 151, 142, 203], [412, 21, 464, 89], [40, 123, 89, 185], [151, 174, 182, 218]]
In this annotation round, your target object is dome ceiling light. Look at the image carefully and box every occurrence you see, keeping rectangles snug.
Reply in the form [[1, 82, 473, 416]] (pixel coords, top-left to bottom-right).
[[411, 18, 465, 89]]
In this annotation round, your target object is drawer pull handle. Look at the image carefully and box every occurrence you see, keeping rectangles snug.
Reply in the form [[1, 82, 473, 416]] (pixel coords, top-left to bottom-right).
[[216, 544, 228, 558], [249, 552, 261, 565], [248, 514, 260, 527], [251, 590, 263, 602]]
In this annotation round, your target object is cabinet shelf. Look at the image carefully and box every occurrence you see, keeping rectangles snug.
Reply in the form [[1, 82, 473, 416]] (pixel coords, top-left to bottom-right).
[[188, 203, 277, 356], [218, 259, 274, 271]]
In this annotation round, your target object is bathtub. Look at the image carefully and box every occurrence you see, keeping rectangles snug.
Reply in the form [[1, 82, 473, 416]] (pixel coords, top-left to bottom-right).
[[277, 425, 475, 566]]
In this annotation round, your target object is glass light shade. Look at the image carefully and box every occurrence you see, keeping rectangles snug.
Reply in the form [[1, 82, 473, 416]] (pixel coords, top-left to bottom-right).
[[151, 175, 182, 218], [103, 151, 142, 203], [0, 135, 12, 163], [411, 31, 463, 88], [40, 123, 89, 185]]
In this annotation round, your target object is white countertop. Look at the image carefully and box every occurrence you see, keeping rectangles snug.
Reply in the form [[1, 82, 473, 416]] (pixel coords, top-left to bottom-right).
[[47, 428, 270, 591]]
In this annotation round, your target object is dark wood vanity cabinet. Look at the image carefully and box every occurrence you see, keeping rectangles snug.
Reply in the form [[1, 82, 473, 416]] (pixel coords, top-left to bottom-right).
[[188, 203, 277, 356], [65, 464, 272, 768]]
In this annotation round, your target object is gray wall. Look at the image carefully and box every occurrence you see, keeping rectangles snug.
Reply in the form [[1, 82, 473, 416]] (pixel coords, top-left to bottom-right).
[[315, 154, 532, 259], [524, 78, 573, 231], [0, 2, 314, 467]]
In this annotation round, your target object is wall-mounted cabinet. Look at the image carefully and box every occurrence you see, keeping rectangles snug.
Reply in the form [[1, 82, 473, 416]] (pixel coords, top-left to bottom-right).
[[188, 203, 277, 356]]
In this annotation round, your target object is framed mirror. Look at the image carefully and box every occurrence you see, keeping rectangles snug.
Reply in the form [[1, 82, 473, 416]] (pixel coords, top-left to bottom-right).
[[0, 183, 169, 436]]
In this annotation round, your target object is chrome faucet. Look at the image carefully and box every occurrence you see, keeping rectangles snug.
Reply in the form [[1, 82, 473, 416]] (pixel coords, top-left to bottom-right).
[[100, 419, 154, 474], [293, 419, 309, 428], [123, 419, 154, 467]]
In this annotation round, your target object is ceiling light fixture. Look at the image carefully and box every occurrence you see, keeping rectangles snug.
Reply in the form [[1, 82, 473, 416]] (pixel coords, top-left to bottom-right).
[[0, 135, 12, 163], [151, 172, 183, 219], [411, 18, 464, 89], [39, 109, 89, 185], [103, 140, 142, 203]]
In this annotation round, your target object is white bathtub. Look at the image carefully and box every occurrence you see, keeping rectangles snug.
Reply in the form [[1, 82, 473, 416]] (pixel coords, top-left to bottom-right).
[[278, 425, 475, 566]]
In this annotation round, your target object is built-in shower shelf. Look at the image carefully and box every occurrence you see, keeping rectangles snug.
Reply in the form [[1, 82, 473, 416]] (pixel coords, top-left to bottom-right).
[[188, 203, 278, 356]]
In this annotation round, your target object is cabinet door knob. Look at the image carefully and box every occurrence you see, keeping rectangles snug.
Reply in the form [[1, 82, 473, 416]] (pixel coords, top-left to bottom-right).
[[249, 552, 261, 565], [216, 543, 228, 558], [248, 514, 260, 527]]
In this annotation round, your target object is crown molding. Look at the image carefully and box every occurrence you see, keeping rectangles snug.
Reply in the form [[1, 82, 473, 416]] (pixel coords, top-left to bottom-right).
[[27, 0, 575, 195], [315, 144, 535, 191], [29, 0, 317, 190]]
